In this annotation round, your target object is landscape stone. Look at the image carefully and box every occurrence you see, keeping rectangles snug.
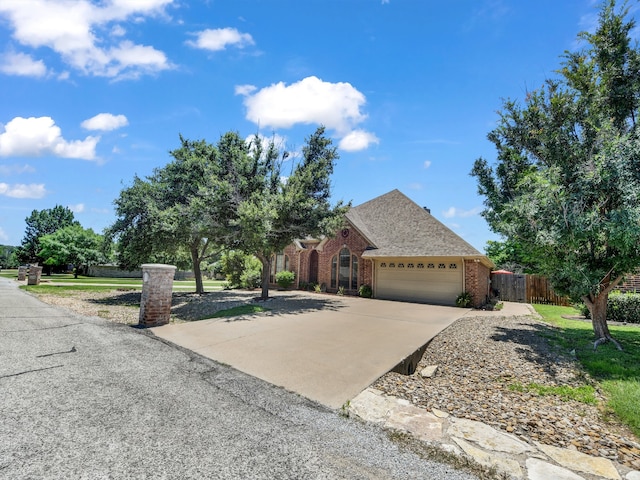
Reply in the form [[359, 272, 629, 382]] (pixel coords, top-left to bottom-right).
[[448, 417, 534, 454], [384, 404, 443, 442], [420, 365, 438, 378], [536, 442, 621, 480], [626, 471, 640, 480], [432, 408, 449, 418], [452, 437, 523, 479], [526, 458, 586, 480], [348, 389, 394, 424]]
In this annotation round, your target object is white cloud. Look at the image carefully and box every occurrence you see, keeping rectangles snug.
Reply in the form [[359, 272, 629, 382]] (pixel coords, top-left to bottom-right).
[[0, 0, 173, 79], [0, 183, 46, 199], [187, 28, 255, 51], [0, 51, 47, 77], [235, 84, 257, 96], [237, 76, 368, 134], [81, 113, 128, 131], [0, 227, 8, 242], [442, 206, 483, 218], [408, 182, 423, 190], [0, 116, 99, 160], [0, 163, 36, 175], [338, 130, 379, 152], [68, 203, 85, 213], [423, 160, 431, 169]]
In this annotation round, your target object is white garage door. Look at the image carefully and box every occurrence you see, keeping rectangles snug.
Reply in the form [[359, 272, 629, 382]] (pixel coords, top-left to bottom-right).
[[375, 259, 462, 305]]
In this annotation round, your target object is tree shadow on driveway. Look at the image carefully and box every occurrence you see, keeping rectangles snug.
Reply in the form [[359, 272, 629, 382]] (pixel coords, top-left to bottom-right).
[[86, 289, 345, 322]]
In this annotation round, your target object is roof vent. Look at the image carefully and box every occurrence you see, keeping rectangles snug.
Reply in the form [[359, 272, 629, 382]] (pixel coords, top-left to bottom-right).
[[423, 206, 431, 214]]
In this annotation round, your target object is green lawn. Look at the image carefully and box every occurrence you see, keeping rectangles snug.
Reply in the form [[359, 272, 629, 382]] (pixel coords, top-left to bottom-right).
[[533, 304, 640, 437], [1, 270, 225, 292]]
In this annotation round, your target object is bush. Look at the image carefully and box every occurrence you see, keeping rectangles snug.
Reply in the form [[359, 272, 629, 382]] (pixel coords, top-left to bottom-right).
[[579, 291, 640, 324], [358, 284, 373, 298], [608, 291, 640, 324], [240, 255, 263, 289], [219, 251, 263, 289], [455, 291, 473, 308], [275, 270, 295, 289]]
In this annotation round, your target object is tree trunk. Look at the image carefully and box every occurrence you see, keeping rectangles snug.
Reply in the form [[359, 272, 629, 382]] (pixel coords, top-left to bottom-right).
[[190, 245, 204, 295], [258, 254, 271, 300], [583, 291, 622, 351]]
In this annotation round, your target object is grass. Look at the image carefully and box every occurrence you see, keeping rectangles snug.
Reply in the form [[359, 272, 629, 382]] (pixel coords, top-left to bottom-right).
[[1, 270, 225, 292], [508, 381, 597, 404], [533, 303, 640, 437], [209, 304, 269, 319]]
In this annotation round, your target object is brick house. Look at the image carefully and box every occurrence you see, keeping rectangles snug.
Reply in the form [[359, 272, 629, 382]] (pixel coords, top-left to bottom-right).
[[270, 189, 494, 307]]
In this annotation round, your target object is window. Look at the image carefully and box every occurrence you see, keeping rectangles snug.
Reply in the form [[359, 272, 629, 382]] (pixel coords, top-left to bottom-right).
[[398, 263, 404, 268], [449, 263, 458, 269], [380, 262, 387, 268], [270, 252, 289, 283], [417, 263, 425, 269], [427, 263, 435, 269], [331, 248, 358, 290], [438, 263, 446, 269], [407, 263, 415, 268]]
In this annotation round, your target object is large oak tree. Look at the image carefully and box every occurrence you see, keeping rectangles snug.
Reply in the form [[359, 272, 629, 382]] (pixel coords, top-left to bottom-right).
[[472, 0, 640, 349]]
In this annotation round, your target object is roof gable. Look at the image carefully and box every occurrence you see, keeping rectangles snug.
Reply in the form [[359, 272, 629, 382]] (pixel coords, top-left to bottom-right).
[[345, 189, 483, 258]]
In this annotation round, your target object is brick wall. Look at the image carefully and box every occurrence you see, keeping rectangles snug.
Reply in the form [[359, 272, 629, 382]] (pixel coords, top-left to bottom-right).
[[465, 260, 491, 308], [276, 227, 371, 294], [619, 272, 640, 293]]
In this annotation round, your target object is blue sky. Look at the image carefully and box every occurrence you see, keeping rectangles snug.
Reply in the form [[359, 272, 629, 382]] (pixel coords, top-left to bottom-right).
[[0, 0, 607, 251]]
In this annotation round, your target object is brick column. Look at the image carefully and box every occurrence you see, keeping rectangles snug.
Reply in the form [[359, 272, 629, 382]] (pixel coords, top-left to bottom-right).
[[17, 266, 27, 281], [27, 266, 43, 285], [139, 264, 176, 327]]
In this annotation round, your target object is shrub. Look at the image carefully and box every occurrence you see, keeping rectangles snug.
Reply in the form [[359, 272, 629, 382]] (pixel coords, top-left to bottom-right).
[[607, 291, 640, 324], [337, 286, 345, 296], [455, 291, 473, 308], [240, 255, 263, 289], [275, 270, 295, 289], [358, 284, 373, 298], [314, 283, 322, 293], [579, 291, 640, 324]]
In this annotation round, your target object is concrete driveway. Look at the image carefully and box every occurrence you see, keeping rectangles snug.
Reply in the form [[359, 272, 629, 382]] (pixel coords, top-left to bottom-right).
[[151, 294, 467, 409]]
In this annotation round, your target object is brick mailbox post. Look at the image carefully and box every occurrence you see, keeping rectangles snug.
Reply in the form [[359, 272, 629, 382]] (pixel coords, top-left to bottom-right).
[[27, 266, 43, 285], [17, 266, 28, 281], [139, 264, 176, 327]]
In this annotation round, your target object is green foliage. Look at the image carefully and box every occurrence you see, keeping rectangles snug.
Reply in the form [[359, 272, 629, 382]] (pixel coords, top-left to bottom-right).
[[533, 303, 640, 436], [106, 136, 223, 293], [209, 304, 269, 319], [0, 245, 19, 268], [314, 283, 323, 293], [219, 251, 262, 289], [240, 256, 263, 289], [484, 239, 540, 274], [275, 270, 295, 289], [455, 291, 473, 308], [604, 291, 640, 324], [337, 286, 345, 296], [17, 205, 78, 264], [471, 1, 640, 338], [508, 382, 597, 404], [230, 127, 350, 298], [38, 225, 105, 276], [358, 284, 373, 298], [107, 127, 348, 297]]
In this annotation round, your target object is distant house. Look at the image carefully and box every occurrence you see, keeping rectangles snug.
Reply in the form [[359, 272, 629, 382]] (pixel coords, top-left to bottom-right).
[[273, 189, 494, 307]]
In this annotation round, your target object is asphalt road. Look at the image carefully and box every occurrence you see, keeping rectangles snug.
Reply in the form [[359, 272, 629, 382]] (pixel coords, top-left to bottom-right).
[[0, 278, 477, 479]]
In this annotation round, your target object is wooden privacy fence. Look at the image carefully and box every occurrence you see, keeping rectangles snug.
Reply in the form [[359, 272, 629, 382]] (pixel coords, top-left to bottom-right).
[[490, 273, 570, 306]]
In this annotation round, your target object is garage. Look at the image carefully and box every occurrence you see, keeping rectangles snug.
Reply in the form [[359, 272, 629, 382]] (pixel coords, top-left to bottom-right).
[[375, 258, 463, 305]]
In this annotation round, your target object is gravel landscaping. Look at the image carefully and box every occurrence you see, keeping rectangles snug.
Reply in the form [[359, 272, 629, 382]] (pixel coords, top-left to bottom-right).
[[29, 288, 640, 470]]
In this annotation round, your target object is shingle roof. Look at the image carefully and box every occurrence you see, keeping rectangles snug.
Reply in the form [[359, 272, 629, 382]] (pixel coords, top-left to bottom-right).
[[345, 189, 485, 259]]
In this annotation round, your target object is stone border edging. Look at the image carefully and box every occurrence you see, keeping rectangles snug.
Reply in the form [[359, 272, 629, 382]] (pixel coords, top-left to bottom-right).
[[348, 388, 639, 480]]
